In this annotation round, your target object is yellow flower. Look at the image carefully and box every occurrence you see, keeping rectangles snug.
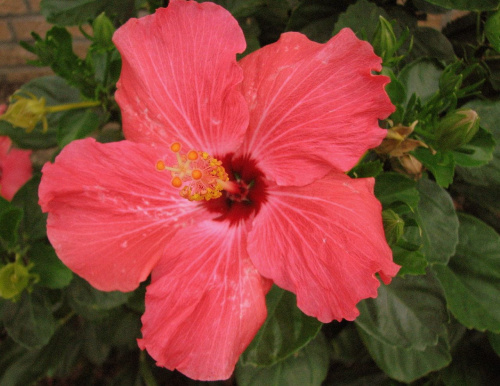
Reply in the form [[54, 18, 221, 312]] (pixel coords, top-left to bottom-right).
[[0, 91, 48, 132]]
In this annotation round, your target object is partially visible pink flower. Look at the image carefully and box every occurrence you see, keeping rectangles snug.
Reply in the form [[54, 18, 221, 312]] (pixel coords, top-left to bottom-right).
[[38, 0, 399, 381], [0, 104, 33, 201]]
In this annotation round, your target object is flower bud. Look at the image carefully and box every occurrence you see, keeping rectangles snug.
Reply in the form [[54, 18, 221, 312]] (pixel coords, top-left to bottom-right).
[[435, 109, 480, 151], [395, 154, 424, 178], [376, 121, 428, 157], [0, 262, 31, 300], [0, 92, 48, 132], [372, 16, 397, 64], [93, 13, 115, 49]]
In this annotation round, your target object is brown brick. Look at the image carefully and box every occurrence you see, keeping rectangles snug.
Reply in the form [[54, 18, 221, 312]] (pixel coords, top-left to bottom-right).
[[0, 66, 53, 90], [0, 42, 36, 66], [11, 15, 51, 40], [67, 23, 93, 40], [0, 20, 12, 42], [73, 40, 91, 58], [0, 0, 28, 16], [12, 16, 93, 41], [27, 0, 40, 12], [418, 14, 444, 30]]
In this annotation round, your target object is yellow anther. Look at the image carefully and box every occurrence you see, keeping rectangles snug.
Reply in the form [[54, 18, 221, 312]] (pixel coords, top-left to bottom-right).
[[156, 160, 166, 171], [171, 142, 181, 152], [187, 150, 198, 160], [192, 169, 202, 180], [155, 142, 229, 201], [171, 176, 183, 188]]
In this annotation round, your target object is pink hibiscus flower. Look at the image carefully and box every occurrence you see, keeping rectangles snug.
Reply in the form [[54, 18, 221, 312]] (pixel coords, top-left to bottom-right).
[[0, 105, 33, 201], [38, 0, 399, 380]]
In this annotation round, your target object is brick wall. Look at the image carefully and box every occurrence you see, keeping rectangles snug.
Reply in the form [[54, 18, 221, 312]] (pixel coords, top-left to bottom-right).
[[0, 0, 91, 103]]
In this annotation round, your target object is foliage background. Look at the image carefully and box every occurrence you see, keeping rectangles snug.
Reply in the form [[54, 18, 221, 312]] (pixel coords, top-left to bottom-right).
[[1, 0, 500, 385]]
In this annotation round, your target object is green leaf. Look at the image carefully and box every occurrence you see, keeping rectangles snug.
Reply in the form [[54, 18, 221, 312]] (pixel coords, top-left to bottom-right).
[[41, 0, 102, 25], [383, 68, 406, 107], [108, 310, 142, 348], [432, 213, 500, 332], [382, 209, 404, 245], [332, 0, 389, 41], [33, 324, 83, 378], [413, 0, 449, 12], [416, 178, 459, 264], [409, 27, 455, 63], [83, 319, 112, 365], [236, 333, 330, 386], [57, 109, 102, 148], [452, 125, 496, 167], [240, 286, 322, 366], [375, 172, 419, 210], [412, 148, 455, 188], [399, 59, 443, 106], [329, 324, 397, 384], [0, 339, 44, 386], [41, 0, 137, 26], [1, 291, 56, 349], [421, 0, 500, 11], [457, 99, 500, 186], [488, 332, 500, 356], [486, 10, 500, 53], [29, 243, 73, 289], [251, 0, 290, 46], [330, 323, 367, 365], [359, 328, 451, 383], [21, 27, 97, 98], [392, 244, 428, 276], [82, 309, 141, 364], [239, 16, 261, 58], [11, 175, 47, 242], [349, 160, 384, 178], [0, 76, 84, 149], [440, 330, 499, 385], [200, 0, 265, 18], [0, 324, 83, 385], [287, 0, 350, 43], [67, 276, 131, 320], [355, 272, 448, 351], [0, 197, 23, 246]]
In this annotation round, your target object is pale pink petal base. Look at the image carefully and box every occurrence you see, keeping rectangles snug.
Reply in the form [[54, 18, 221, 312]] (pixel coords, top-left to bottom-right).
[[39, 138, 204, 292], [247, 172, 399, 323], [114, 0, 249, 156], [139, 220, 270, 381], [0, 136, 32, 201], [239, 29, 394, 186]]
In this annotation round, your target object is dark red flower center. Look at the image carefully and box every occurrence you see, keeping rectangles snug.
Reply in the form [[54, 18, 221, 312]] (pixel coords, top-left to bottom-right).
[[204, 154, 268, 224], [156, 144, 267, 225]]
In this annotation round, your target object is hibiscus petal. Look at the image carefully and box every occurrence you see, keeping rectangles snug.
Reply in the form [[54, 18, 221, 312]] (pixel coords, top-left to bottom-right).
[[113, 0, 249, 155], [139, 220, 270, 381], [239, 29, 394, 186], [247, 172, 400, 323], [0, 136, 32, 201], [39, 138, 205, 292]]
